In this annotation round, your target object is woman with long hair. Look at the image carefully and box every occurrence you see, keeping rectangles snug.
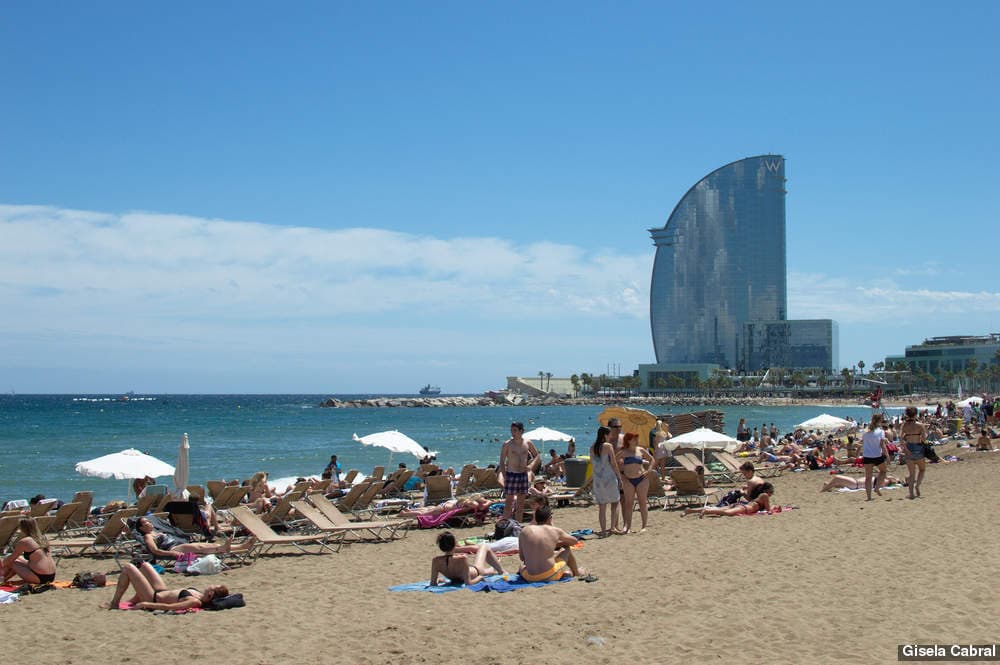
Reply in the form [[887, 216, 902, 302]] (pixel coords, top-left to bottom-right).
[[131, 516, 254, 560], [589, 425, 622, 537], [900, 406, 928, 499], [615, 432, 654, 534], [1, 517, 56, 585], [861, 413, 891, 501], [102, 561, 230, 611]]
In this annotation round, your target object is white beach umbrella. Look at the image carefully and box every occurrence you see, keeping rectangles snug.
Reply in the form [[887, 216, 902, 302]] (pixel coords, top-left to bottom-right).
[[352, 430, 432, 467], [75, 448, 175, 497], [171, 433, 190, 499], [522, 426, 574, 442], [664, 428, 741, 454], [795, 414, 856, 433], [75, 448, 175, 480]]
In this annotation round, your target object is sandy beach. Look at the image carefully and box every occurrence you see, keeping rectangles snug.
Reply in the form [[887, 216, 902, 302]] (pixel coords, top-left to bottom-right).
[[6, 437, 999, 665]]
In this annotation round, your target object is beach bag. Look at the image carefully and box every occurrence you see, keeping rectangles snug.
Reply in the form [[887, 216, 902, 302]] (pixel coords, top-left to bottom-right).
[[716, 489, 743, 507], [173, 552, 198, 573], [493, 518, 522, 541], [205, 593, 245, 611], [70, 571, 106, 589], [187, 554, 223, 575]]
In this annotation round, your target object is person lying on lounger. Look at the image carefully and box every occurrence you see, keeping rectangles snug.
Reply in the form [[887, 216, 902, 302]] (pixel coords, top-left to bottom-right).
[[1, 517, 56, 585], [820, 474, 903, 492], [399, 495, 488, 519], [130, 516, 255, 560], [101, 561, 229, 611], [683, 483, 774, 518], [429, 531, 505, 586]]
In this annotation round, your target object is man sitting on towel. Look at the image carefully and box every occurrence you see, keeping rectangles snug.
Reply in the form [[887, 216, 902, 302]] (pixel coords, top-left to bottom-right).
[[517, 505, 591, 582]]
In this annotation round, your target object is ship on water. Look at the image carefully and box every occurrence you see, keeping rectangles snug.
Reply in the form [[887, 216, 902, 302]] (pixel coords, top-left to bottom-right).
[[419, 384, 442, 396]]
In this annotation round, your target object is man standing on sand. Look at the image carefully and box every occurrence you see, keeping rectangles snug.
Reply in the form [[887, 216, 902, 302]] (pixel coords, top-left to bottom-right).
[[498, 421, 539, 520], [518, 505, 595, 582]]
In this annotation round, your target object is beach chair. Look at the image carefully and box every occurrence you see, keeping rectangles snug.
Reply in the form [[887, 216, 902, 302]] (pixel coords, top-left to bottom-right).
[[341, 469, 359, 486], [29, 501, 53, 518], [213, 485, 250, 509], [334, 481, 371, 513], [664, 469, 721, 509], [131, 493, 160, 516], [0, 515, 21, 554], [49, 508, 138, 563], [644, 471, 675, 509], [307, 479, 331, 495], [262, 491, 305, 530], [453, 464, 477, 495], [471, 468, 504, 496], [229, 505, 343, 557], [206, 480, 226, 500], [422, 475, 454, 505], [368, 466, 385, 482], [348, 482, 385, 519], [674, 453, 733, 484], [43, 502, 81, 534], [65, 491, 94, 530], [186, 485, 206, 500], [380, 470, 414, 499], [296, 497, 410, 543], [715, 451, 783, 479]]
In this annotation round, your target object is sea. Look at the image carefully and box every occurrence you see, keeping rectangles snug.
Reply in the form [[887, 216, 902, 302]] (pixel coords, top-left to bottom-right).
[[0, 394, 892, 505]]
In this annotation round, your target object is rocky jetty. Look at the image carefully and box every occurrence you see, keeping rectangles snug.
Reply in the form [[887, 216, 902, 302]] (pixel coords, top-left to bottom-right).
[[318, 393, 869, 409]]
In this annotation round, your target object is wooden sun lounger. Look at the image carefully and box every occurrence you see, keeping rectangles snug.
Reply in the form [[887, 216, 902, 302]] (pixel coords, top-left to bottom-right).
[[295, 498, 410, 543], [230, 505, 343, 557], [662, 469, 721, 509], [49, 508, 138, 565], [0, 516, 21, 554]]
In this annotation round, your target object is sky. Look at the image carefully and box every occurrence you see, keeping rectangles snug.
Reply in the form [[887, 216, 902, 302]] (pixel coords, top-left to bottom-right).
[[2, 2, 998, 394]]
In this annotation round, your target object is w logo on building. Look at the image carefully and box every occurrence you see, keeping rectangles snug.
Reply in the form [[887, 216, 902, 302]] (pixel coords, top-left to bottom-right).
[[762, 158, 782, 174]]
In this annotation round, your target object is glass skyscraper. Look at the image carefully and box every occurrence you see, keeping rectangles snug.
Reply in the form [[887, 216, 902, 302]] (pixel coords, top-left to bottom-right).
[[649, 155, 787, 369]]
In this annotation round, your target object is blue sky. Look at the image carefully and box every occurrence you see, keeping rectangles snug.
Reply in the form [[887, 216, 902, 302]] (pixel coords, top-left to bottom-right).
[[2, 2, 998, 393]]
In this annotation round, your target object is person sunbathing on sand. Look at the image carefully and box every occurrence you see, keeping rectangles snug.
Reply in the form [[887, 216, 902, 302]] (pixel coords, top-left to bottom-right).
[[683, 483, 773, 518], [399, 495, 489, 518], [101, 561, 229, 611], [429, 531, 504, 586], [976, 429, 993, 451], [820, 474, 903, 492]]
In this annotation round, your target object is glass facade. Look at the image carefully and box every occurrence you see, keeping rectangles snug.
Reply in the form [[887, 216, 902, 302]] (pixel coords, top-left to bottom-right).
[[741, 320, 838, 372], [649, 156, 787, 368]]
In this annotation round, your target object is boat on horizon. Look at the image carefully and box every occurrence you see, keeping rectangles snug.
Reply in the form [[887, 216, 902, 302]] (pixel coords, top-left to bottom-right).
[[419, 384, 442, 396]]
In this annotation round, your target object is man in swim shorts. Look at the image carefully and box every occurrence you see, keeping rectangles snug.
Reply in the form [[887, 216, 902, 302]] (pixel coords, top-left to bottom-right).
[[498, 421, 540, 519], [517, 505, 590, 582]]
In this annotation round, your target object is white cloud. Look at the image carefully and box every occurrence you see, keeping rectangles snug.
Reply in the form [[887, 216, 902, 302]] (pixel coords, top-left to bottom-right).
[[0, 204, 654, 390]]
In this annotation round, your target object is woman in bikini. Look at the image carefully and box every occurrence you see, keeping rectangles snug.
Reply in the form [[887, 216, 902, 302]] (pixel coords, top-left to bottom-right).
[[1, 517, 56, 586], [900, 406, 928, 499], [400, 495, 489, 518], [429, 531, 504, 586], [131, 516, 255, 560], [615, 432, 654, 534], [683, 483, 774, 517], [101, 561, 229, 610]]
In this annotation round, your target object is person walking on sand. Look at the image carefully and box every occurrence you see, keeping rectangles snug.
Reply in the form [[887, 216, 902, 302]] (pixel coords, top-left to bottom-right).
[[900, 406, 928, 499], [861, 413, 891, 501], [589, 426, 622, 537], [498, 421, 539, 520], [518, 505, 595, 582]]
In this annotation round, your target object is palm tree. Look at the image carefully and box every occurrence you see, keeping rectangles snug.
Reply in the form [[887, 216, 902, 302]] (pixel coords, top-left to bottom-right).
[[580, 373, 592, 396], [545, 372, 553, 393], [817, 373, 828, 397], [570, 374, 580, 398], [538, 371, 545, 391], [858, 360, 865, 376], [841, 368, 852, 396]]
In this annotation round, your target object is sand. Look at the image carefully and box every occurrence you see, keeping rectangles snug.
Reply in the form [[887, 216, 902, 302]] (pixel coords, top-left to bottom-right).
[[6, 439, 1000, 665]]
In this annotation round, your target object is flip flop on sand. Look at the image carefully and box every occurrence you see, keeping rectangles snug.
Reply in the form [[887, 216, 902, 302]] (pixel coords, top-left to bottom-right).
[[579, 574, 599, 583]]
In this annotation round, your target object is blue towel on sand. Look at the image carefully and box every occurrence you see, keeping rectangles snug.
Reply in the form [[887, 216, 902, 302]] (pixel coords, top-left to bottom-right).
[[389, 574, 574, 593]]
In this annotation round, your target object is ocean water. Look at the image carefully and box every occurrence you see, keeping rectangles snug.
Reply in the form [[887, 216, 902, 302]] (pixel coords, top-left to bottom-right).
[[0, 394, 885, 505]]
